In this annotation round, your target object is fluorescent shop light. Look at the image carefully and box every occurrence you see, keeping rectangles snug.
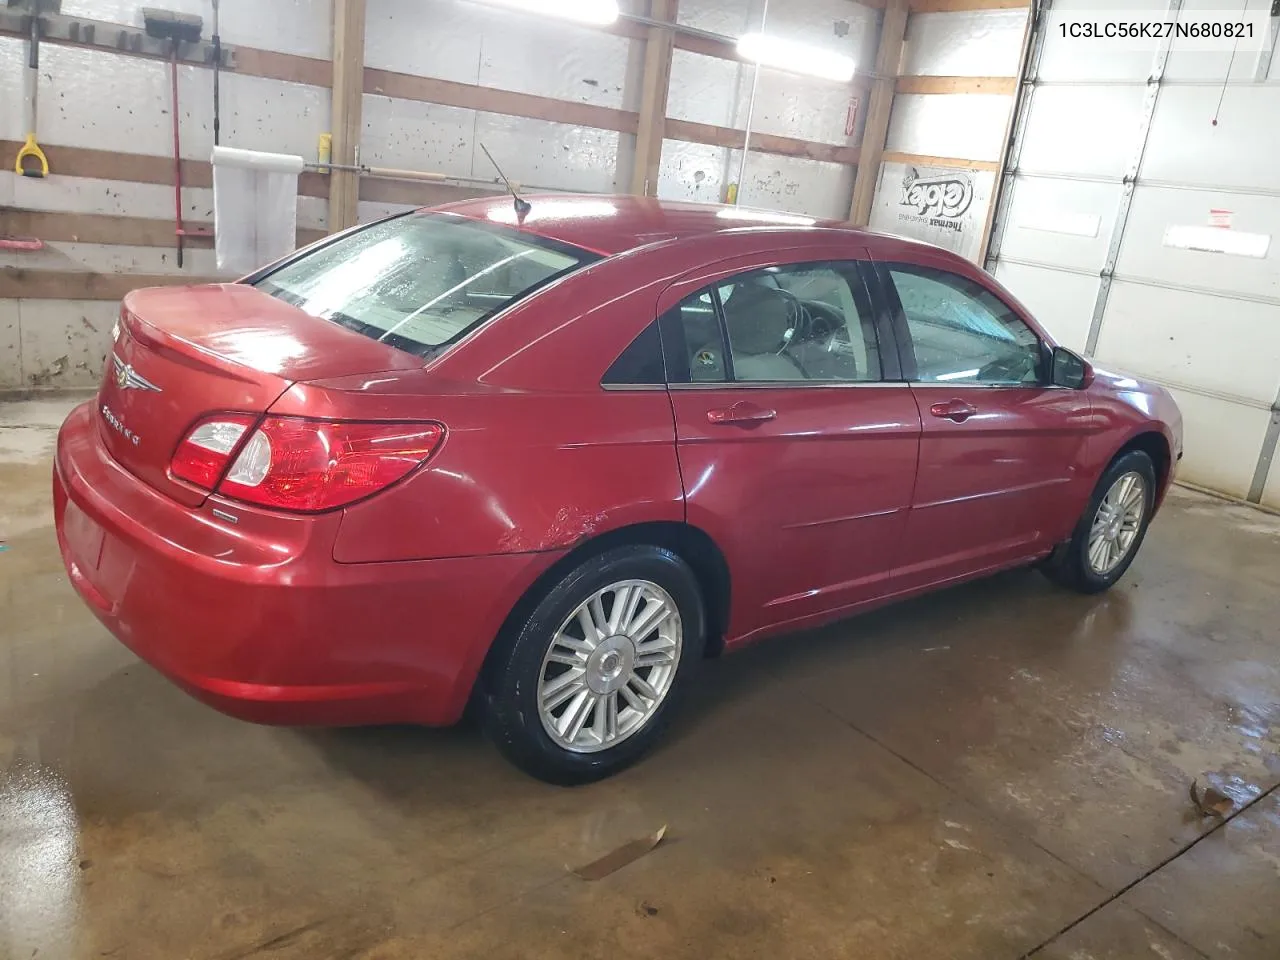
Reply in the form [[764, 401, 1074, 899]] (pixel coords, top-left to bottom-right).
[[736, 33, 856, 82], [477, 0, 620, 25]]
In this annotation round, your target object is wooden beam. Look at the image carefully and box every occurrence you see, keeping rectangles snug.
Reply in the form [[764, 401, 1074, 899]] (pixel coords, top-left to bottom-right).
[[0, 210, 324, 249], [849, 0, 908, 224], [665, 120, 860, 165], [895, 75, 1017, 95], [0, 140, 330, 199], [364, 69, 637, 135], [1, 267, 220, 300], [881, 150, 999, 171], [909, 0, 1029, 11], [328, 0, 366, 233], [630, 0, 678, 196]]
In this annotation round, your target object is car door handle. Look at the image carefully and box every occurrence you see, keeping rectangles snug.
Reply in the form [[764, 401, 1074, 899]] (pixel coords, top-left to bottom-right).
[[930, 399, 977, 423], [707, 401, 777, 426]]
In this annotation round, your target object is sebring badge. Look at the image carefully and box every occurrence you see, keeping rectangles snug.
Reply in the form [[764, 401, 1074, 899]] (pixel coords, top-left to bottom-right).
[[112, 354, 162, 393], [101, 404, 141, 446]]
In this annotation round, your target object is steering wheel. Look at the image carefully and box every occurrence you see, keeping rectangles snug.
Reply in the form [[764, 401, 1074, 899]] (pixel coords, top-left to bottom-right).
[[775, 289, 815, 354]]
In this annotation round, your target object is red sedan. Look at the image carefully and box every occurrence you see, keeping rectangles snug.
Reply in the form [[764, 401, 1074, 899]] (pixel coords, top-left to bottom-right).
[[54, 195, 1182, 783]]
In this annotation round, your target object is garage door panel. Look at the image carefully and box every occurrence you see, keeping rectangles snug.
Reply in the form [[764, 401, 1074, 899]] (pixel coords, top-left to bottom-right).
[[1094, 281, 1280, 407], [994, 260, 1098, 351], [1165, 0, 1279, 81], [999, 176, 1120, 272], [1142, 86, 1280, 190], [1039, 0, 1167, 81], [1263, 439, 1280, 509], [1018, 87, 1147, 177], [1115, 187, 1279, 300], [1164, 390, 1270, 499]]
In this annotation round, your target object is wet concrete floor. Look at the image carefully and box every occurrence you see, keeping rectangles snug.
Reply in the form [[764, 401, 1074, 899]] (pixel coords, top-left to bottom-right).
[[2, 396, 1279, 959]]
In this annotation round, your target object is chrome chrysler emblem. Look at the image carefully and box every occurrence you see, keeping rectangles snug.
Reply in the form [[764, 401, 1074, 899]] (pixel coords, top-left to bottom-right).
[[112, 354, 162, 393]]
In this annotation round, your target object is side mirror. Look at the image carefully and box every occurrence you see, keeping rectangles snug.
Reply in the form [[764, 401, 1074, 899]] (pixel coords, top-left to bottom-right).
[[1051, 346, 1093, 390]]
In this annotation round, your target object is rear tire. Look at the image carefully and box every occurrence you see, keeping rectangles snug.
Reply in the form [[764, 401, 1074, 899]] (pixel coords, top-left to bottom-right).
[[1043, 450, 1157, 594], [482, 545, 705, 785]]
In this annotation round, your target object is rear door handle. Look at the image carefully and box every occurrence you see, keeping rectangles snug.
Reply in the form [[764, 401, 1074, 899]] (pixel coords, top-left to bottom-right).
[[930, 399, 977, 423], [707, 401, 777, 426]]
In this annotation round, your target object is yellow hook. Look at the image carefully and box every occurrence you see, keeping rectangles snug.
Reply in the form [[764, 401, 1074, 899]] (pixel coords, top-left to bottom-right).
[[15, 133, 49, 178]]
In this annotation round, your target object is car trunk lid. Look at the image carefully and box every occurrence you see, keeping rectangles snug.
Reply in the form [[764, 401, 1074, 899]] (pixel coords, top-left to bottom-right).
[[98, 284, 424, 506]]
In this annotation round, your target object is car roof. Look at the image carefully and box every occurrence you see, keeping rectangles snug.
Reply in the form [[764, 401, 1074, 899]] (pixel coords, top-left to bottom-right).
[[431, 193, 886, 257]]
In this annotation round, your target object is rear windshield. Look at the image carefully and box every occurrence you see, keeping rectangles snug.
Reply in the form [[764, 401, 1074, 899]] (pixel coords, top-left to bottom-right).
[[253, 212, 595, 358]]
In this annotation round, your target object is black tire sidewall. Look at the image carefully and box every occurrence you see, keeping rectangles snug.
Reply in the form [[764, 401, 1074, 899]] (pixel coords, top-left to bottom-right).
[[484, 545, 706, 784], [1069, 450, 1157, 592]]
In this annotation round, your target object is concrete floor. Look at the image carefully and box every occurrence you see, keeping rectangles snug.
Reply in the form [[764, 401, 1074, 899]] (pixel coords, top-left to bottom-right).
[[2, 396, 1279, 960]]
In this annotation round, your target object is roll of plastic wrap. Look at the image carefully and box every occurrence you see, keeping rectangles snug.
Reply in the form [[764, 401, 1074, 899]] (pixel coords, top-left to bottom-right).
[[211, 145, 305, 175]]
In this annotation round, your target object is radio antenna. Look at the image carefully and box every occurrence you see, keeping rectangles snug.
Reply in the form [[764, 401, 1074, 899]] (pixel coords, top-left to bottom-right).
[[479, 143, 532, 225]]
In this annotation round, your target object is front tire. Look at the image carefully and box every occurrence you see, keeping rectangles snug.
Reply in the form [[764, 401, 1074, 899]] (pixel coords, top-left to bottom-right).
[[482, 545, 706, 784], [1043, 450, 1157, 594]]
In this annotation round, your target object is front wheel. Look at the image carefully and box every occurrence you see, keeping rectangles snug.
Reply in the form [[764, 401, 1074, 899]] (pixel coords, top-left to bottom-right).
[[1043, 450, 1157, 594], [482, 545, 706, 784]]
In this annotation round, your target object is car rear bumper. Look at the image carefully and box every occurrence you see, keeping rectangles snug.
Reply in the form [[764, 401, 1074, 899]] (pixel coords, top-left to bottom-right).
[[53, 401, 560, 727]]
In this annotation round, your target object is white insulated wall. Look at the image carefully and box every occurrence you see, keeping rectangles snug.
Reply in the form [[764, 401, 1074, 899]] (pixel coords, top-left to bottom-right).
[[991, 0, 1280, 504], [0, 0, 333, 390], [867, 8, 1026, 262], [662, 0, 876, 217]]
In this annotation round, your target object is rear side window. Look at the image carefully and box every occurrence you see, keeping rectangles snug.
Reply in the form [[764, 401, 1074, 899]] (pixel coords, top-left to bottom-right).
[[603, 321, 665, 386], [254, 213, 595, 358]]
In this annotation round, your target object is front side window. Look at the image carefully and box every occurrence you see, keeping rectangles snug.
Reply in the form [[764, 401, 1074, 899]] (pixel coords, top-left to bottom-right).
[[887, 265, 1041, 385], [663, 263, 881, 384], [254, 213, 595, 358]]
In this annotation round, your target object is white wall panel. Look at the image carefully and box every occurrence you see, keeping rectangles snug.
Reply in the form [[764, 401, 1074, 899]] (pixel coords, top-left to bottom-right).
[[657, 140, 729, 206], [0, 38, 23, 142], [993, 261, 1098, 351], [666, 50, 747, 129], [903, 10, 1027, 77], [735, 152, 854, 220], [1163, 389, 1272, 498], [361, 95, 477, 174], [57, 0, 333, 59], [999, 176, 1120, 273], [366, 0, 630, 107], [0, 301, 19, 389], [1017, 86, 1147, 176], [1142, 85, 1280, 191], [21, 46, 325, 162], [656, 141, 852, 220], [667, 55, 859, 147], [1095, 281, 1280, 407], [17, 300, 117, 389], [1116, 187, 1280, 300], [472, 114, 620, 193], [885, 93, 1011, 162]]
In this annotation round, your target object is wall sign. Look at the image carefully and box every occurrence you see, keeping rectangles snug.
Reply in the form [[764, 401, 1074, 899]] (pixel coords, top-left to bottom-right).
[[844, 97, 860, 138], [868, 163, 996, 264]]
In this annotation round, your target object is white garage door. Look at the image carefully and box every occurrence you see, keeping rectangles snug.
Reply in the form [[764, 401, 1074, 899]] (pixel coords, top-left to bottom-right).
[[986, 0, 1280, 506]]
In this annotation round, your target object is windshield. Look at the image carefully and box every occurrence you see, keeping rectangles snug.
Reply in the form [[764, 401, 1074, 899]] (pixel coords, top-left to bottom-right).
[[254, 213, 595, 358]]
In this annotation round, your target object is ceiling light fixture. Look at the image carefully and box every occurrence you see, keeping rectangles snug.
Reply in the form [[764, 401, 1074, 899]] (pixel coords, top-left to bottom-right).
[[736, 33, 856, 83], [478, 0, 620, 26]]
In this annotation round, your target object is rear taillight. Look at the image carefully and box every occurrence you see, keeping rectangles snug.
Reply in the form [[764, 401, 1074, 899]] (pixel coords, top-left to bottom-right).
[[170, 415, 257, 489], [171, 416, 444, 512]]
